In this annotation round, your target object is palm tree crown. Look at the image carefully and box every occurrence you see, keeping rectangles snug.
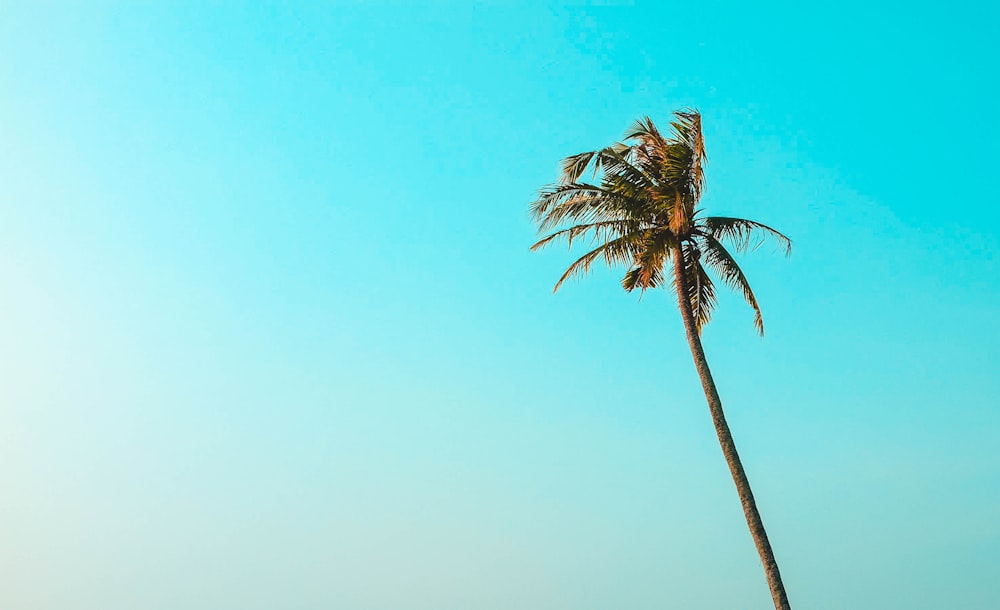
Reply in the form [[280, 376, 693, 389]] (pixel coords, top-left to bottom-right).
[[530, 110, 790, 334]]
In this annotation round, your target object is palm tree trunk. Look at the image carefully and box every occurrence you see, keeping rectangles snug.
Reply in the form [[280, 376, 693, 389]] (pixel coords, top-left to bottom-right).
[[671, 249, 792, 610]]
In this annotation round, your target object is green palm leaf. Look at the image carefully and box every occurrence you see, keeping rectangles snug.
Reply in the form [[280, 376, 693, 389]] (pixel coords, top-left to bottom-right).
[[699, 233, 765, 334], [701, 216, 792, 255], [621, 229, 673, 293], [679, 241, 717, 331], [530, 220, 646, 251], [550, 232, 645, 293]]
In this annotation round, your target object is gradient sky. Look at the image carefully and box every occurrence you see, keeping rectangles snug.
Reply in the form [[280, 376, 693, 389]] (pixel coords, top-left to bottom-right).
[[1, 3, 998, 609]]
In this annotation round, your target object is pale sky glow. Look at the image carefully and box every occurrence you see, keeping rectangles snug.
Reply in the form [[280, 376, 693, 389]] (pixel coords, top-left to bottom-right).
[[1, 3, 998, 609]]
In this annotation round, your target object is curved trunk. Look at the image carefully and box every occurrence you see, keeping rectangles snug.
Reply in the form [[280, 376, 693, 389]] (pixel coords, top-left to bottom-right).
[[671, 248, 792, 610]]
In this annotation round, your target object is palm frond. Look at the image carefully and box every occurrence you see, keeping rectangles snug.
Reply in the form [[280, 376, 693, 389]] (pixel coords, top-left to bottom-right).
[[670, 109, 706, 164], [621, 229, 674, 293], [621, 265, 664, 293], [551, 232, 645, 293], [530, 183, 637, 230], [594, 145, 658, 194], [621, 110, 706, 229], [676, 240, 716, 331], [700, 216, 792, 255], [666, 110, 706, 204], [530, 220, 645, 251], [699, 234, 765, 335], [624, 116, 669, 150], [558, 143, 639, 185], [558, 151, 598, 185]]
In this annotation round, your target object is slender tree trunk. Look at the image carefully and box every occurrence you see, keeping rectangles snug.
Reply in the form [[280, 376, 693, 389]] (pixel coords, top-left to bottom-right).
[[672, 248, 792, 610]]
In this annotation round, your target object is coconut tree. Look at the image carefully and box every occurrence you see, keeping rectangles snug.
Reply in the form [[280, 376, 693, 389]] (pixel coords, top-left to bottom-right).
[[530, 110, 793, 609]]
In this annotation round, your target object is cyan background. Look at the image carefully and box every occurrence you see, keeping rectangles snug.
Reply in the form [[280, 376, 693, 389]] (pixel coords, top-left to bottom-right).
[[1, 3, 997, 609]]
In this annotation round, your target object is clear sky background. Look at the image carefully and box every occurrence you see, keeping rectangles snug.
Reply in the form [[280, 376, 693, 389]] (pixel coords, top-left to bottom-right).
[[1, 2, 997, 609]]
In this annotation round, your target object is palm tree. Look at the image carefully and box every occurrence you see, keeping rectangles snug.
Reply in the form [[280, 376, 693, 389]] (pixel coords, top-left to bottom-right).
[[529, 110, 793, 609]]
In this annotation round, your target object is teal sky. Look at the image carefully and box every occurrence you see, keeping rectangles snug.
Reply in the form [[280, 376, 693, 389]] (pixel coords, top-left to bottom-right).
[[1, 3, 997, 609]]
